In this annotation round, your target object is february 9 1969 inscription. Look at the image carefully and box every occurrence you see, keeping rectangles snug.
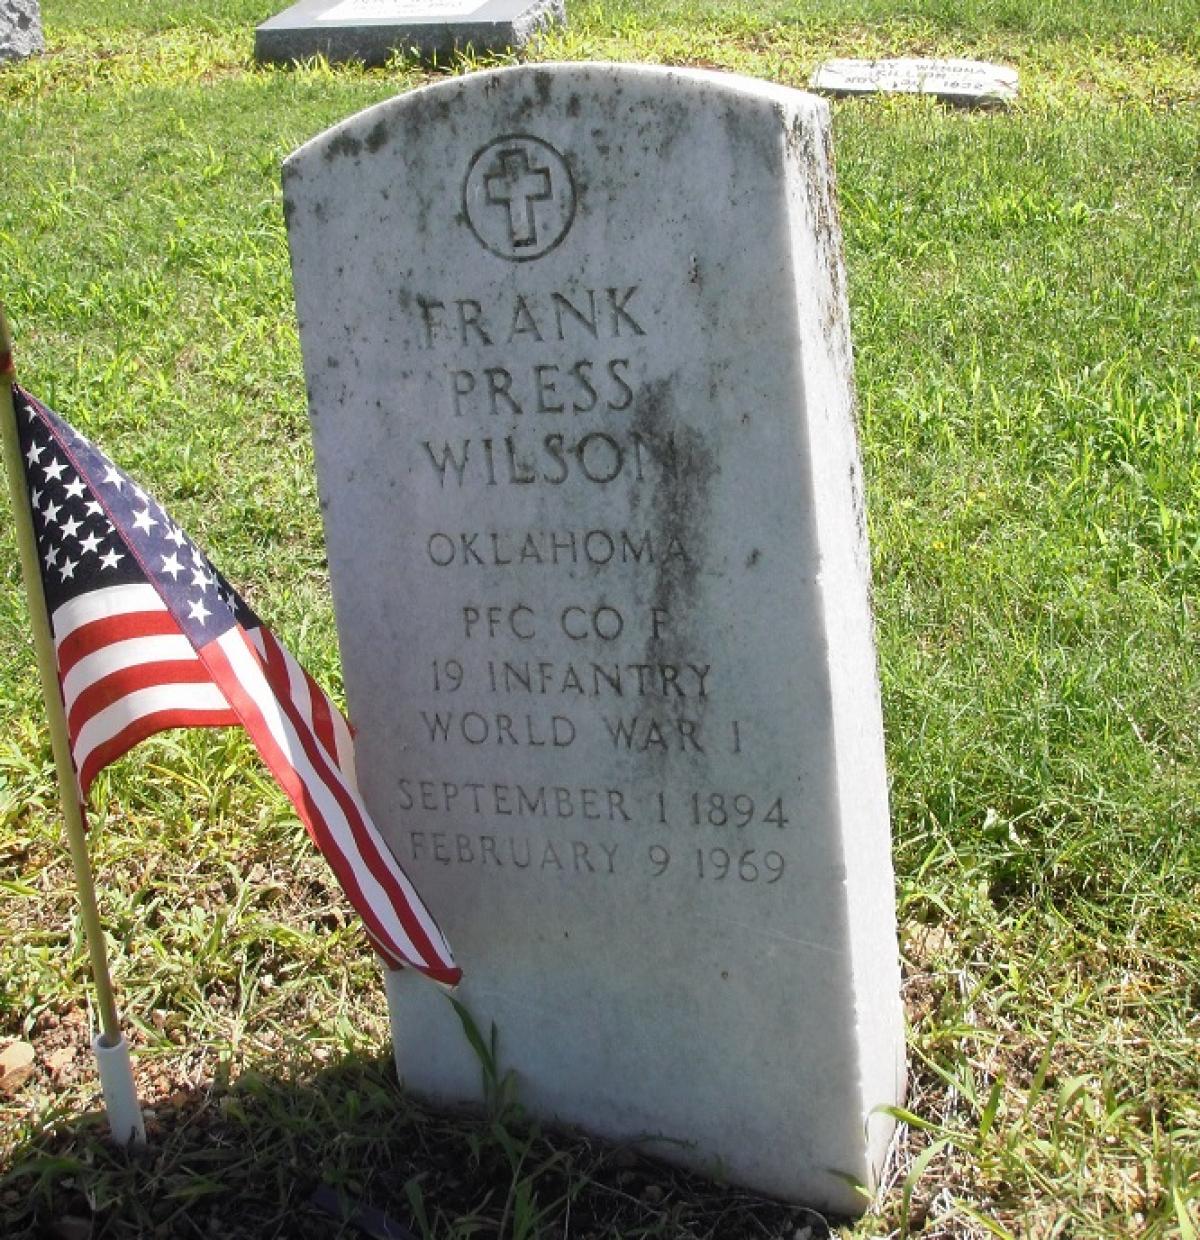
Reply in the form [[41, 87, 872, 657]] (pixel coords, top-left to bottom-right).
[[283, 63, 905, 1215]]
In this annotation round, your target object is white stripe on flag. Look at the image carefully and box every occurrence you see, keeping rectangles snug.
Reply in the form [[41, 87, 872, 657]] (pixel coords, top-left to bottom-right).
[[60, 633, 199, 716], [52, 582, 167, 645], [217, 628, 451, 967], [72, 682, 233, 777], [248, 628, 356, 784]]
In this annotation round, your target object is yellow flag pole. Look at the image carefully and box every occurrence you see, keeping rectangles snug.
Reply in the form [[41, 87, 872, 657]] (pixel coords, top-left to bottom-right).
[[0, 308, 145, 1144]]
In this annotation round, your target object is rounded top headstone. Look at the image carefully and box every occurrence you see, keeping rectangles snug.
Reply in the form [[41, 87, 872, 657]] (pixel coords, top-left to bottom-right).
[[283, 63, 904, 1216]]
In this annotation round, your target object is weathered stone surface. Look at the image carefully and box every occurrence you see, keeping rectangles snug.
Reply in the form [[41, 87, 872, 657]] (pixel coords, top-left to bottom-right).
[[811, 57, 1018, 106], [255, 0, 563, 66], [284, 63, 905, 1214], [0, 1040, 35, 1092], [0, 0, 44, 63]]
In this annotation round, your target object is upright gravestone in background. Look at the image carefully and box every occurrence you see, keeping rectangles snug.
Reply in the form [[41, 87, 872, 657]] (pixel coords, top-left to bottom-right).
[[0, 0, 44, 62], [284, 63, 905, 1214], [255, 0, 563, 66]]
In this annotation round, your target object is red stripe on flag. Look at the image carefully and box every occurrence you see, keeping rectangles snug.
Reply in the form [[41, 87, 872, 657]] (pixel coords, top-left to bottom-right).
[[252, 628, 458, 982], [66, 660, 218, 738], [200, 628, 459, 984], [305, 669, 338, 762], [77, 707, 239, 798], [57, 610, 180, 679]]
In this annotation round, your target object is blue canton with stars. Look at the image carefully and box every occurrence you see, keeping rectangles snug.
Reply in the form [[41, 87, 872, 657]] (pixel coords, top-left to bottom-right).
[[14, 386, 259, 645]]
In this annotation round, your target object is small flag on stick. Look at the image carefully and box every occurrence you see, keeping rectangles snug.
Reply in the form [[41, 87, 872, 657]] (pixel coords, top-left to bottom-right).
[[5, 381, 460, 986], [1, 316, 143, 1143]]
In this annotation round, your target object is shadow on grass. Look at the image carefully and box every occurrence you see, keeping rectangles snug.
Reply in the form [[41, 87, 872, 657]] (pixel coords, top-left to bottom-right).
[[0, 1050, 834, 1239]]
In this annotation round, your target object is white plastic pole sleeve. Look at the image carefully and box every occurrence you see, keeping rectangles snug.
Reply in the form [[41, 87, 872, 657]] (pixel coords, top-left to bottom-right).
[[92, 1033, 146, 1146]]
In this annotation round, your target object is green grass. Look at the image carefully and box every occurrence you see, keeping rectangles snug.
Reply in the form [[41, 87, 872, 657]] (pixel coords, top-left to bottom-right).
[[2, 0, 1199, 1236]]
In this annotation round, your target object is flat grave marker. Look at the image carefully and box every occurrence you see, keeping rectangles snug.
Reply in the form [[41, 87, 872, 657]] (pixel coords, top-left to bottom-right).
[[255, 0, 563, 65], [0, 0, 44, 62], [283, 63, 906, 1215], [811, 57, 1018, 106]]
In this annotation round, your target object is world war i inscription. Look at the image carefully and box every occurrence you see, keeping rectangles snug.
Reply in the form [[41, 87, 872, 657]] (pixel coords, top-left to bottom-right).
[[283, 63, 905, 1214]]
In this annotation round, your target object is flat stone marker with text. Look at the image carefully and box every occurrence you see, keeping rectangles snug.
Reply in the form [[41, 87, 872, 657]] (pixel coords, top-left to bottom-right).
[[811, 56, 1018, 106], [255, 0, 563, 65], [284, 63, 905, 1214]]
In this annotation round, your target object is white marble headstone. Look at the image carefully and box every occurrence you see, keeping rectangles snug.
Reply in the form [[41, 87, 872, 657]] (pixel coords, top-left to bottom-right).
[[0, 0, 44, 62], [284, 63, 905, 1215], [811, 57, 1018, 106]]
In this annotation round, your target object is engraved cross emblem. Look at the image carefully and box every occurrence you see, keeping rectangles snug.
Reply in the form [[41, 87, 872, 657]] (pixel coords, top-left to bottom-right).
[[483, 147, 554, 249], [465, 135, 576, 262]]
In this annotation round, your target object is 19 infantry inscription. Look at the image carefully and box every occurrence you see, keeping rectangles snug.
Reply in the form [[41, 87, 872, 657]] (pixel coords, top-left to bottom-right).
[[284, 63, 905, 1214]]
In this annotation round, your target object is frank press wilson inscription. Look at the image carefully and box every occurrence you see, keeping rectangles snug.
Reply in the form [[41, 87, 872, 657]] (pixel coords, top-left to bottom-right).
[[283, 63, 905, 1215]]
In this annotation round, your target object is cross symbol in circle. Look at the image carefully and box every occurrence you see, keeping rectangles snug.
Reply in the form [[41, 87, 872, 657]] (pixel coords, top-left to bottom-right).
[[483, 147, 553, 249]]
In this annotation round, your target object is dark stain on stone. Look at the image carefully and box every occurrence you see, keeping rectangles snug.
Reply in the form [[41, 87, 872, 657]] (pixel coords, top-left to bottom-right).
[[627, 376, 719, 769], [850, 457, 868, 552], [324, 130, 363, 162], [746, 548, 761, 568], [787, 109, 849, 345], [366, 119, 390, 154], [567, 92, 581, 118], [721, 98, 778, 179]]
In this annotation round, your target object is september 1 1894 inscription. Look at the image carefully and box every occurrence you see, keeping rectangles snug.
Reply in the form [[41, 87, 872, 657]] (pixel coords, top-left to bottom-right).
[[283, 63, 905, 1215]]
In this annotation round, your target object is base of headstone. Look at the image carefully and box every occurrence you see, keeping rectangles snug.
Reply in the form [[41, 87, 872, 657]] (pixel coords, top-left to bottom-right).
[[810, 57, 1018, 107], [255, 0, 564, 66], [0, 0, 44, 63]]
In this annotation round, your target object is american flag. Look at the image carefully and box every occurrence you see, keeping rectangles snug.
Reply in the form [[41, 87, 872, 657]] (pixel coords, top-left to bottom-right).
[[11, 384, 460, 986]]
